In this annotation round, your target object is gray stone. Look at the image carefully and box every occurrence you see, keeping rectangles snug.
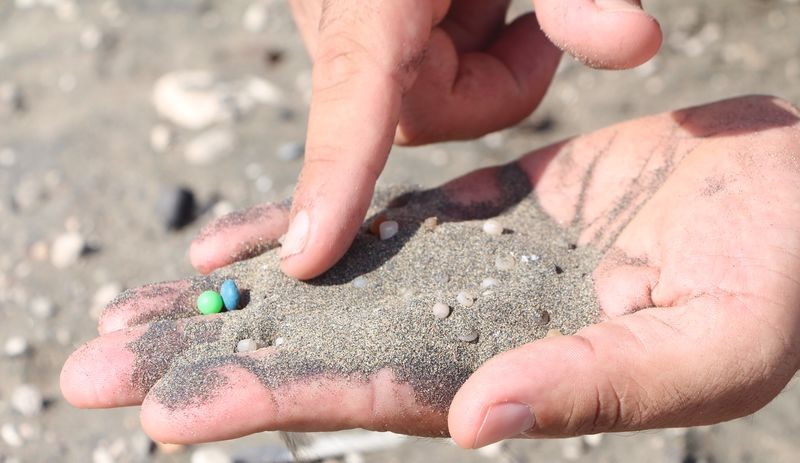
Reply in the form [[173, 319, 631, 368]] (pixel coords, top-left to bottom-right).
[[155, 187, 196, 230]]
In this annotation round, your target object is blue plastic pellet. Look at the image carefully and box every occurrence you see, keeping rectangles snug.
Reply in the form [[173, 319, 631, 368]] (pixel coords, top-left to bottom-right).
[[220, 279, 240, 311]]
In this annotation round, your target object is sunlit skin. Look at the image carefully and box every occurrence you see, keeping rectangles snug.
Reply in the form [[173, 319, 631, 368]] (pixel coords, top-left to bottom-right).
[[280, 0, 662, 280], [62, 96, 800, 448]]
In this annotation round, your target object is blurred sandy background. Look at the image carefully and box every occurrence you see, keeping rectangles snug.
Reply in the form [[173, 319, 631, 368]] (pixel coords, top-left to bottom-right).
[[1, 0, 799, 462]]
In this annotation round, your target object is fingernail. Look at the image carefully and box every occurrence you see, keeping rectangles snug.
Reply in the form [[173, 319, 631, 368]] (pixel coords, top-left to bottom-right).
[[279, 210, 309, 258], [473, 403, 535, 449], [595, 0, 641, 12]]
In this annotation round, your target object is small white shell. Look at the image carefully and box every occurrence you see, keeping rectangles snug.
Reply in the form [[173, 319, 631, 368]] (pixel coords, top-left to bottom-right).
[[482, 219, 504, 236], [379, 220, 399, 240], [432, 302, 451, 319], [480, 278, 499, 289], [352, 276, 368, 288], [274, 337, 286, 346]]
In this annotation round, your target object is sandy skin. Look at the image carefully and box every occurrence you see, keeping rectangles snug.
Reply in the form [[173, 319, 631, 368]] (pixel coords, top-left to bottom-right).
[[61, 96, 800, 448]]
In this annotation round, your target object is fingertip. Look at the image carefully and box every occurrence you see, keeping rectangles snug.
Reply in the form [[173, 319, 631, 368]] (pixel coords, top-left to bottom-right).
[[188, 239, 216, 275], [535, 0, 662, 69], [279, 187, 372, 280], [60, 332, 141, 408], [281, 177, 388, 283]]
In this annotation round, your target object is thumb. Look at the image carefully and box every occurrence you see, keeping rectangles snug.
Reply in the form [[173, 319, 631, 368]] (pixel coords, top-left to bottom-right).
[[448, 296, 796, 448], [280, 0, 450, 279], [532, 0, 662, 69]]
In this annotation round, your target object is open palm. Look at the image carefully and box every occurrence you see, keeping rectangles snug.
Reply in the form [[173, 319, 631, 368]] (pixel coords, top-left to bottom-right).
[[61, 96, 800, 448]]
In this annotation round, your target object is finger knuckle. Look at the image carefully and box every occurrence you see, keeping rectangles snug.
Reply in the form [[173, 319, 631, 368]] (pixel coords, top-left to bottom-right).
[[313, 35, 375, 94]]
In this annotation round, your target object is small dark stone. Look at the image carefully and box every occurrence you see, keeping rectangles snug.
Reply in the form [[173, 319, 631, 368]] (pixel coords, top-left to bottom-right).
[[155, 186, 196, 231], [533, 309, 550, 325], [264, 48, 285, 66], [554, 265, 564, 274], [568, 243, 577, 250]]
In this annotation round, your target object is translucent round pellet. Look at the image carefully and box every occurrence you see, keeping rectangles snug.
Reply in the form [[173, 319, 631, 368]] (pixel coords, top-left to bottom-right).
[[235, 339, 259, 353], [495, 253, 516, 271], [456, 291, 476, 307], [482, 219, 504, 236], [379, 220, 399, 240], [432, 302, 451, 319], [457, 329, 479, 343]]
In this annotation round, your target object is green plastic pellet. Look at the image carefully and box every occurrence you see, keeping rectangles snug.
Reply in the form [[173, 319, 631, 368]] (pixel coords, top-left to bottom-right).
[[197, 290, 223, 315]]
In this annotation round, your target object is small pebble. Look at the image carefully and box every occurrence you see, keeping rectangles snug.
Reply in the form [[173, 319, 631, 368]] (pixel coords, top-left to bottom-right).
[[30, 296, 56, 318], [155, 186, 196, 231], [532, 309, 551, 325], [276, 142, 304, 161], [583, 433, 603, 447], [242, 0, 270, 32], [1, 423, 23, 448], [4, 336, 29, 358], [150, 125, 173, 153], [561, 436, 587, 460], [28, 241, 48, 261], [274, 337, 285, 346], [50, 232, 86, 268], [352, 276, 368, 289], [378, 220, 399, 240], [185, 129, 235, 165], [191, 447, 233, 463], [432, 302, 451, 319], [212, 201, 235, 218], [480, 278, 499, 289], [156, 442, 186, 455], [422, 216, 438, 231], [546, 328, 563, 338], [482, 219, 504, 236], [130, 432, 155, 458], [219, 279, 240, 311], [11, 384, 44, 416], [93, 445, 115, 463], [255, 175, 273, 193], [197, 291, 224, 315], [456, 291, 476, 307], [554, 265, 564, 275], [457, 329, 479, 343], [494, 253, 516, 271], [235, 338, 259, 353], [91, 282, 123, 320], [153, 71, 236, 129]]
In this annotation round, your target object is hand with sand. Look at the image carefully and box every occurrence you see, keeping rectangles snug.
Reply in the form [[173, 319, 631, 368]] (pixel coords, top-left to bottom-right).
[[274, 0, 662, 280], [61, 96, 800, 448]]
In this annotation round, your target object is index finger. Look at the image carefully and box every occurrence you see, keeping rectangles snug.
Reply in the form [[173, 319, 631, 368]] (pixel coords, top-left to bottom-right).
[[279, 0, 451, 280]]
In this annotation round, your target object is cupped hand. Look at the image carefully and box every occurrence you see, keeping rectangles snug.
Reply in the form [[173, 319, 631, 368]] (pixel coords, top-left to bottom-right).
[[259, 0, 662, 280], [62, 96, 800, 448]]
